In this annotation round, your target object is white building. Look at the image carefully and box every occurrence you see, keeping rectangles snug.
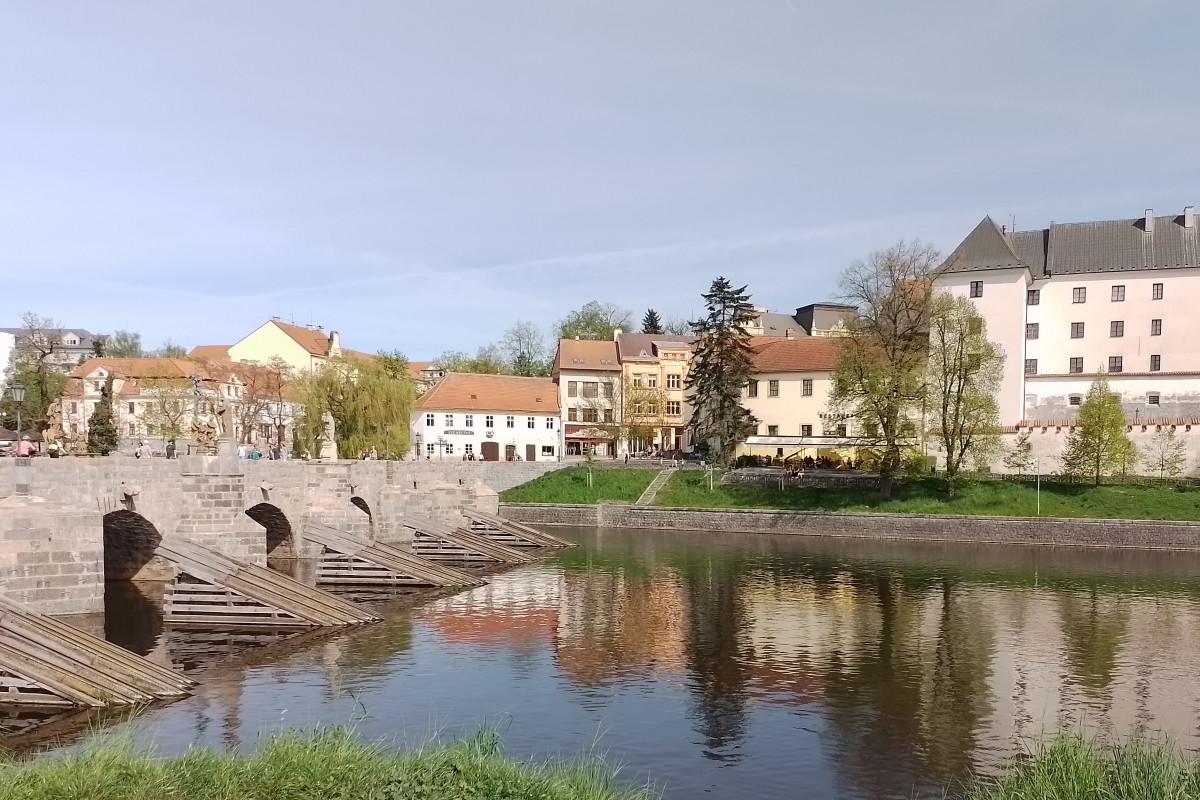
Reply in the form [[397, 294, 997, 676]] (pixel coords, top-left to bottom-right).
[[936, 207, 1200, 425], [411, 373, 561, 462], [551, 339, 623, 456]]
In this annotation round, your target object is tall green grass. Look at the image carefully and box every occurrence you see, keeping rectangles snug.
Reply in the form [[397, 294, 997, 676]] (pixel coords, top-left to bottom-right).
[[965, 733, 1200, 799], [652, 472, 1200, 520], [0, 728, 655, 800], [500, 467, 658, 505]]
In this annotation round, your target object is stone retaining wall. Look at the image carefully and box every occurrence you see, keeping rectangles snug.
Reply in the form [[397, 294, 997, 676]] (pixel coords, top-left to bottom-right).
[[498, 502, 1200, 551]]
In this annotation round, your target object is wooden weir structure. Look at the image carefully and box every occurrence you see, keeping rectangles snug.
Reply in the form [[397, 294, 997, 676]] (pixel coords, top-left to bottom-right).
[[463, 509, 576, 549], [158, 537, 381, 628], [303, 522, 484, 588], [404, 514, 537, 565], [0, 594, 193, 708]]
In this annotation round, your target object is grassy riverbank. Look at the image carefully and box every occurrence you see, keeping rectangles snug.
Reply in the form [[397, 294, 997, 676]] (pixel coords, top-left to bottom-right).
[[650, 472, 1200, 520], [0, 728, 652, 800], [500, 467, 658, 504], [966, 734, 1200, 799]]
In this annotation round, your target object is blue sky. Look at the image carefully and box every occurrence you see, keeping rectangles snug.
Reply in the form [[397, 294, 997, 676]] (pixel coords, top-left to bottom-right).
[[3, 1, 1197, 359]]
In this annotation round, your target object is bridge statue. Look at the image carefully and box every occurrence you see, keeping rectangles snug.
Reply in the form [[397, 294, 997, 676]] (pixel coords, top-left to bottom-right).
[[319, 411, 338, 460]]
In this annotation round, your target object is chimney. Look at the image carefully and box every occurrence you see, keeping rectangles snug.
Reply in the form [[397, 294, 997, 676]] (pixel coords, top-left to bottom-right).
[[1145, 209, 1155, 234], [613, 327, 623, 341], [785, 328, 794, 340], [328, 330, 341, 357], [1185, 206, 1195, 229]]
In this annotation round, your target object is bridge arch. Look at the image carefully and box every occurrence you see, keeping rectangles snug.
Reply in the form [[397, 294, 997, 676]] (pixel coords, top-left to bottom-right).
[[245, 502, 295, 557], [102, 510, 174, 582]]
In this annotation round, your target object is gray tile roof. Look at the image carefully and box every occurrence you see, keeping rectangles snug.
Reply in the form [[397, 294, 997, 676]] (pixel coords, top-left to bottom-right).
[[757, 312, 808, 337], [940, 211, 1200, 276], [615, 333, 695, 361]]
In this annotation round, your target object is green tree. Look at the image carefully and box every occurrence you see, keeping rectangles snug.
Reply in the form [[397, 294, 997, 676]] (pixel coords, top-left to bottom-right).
[[641, 309, 663, 335], [140, 382, 191, 443], [555, 301, 632, 341], [87, 373, 119, 455], [105, 330, 145, 358], [926, 293, 1004, 494], [1141, 427, 1186, 478], [153, 340, 188, 358], [1060, 374, 1135, 484], [830, 241, 939, 496], [435, 348, 507, 375], [685, 277, 758, 465], [292, 354, 415, 459], [1002, 430, 1033, 474], [0, 313, 69, 436]]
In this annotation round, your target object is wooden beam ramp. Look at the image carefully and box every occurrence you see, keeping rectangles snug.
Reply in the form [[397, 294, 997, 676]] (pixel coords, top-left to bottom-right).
[[464, 508, 577, 549], [0, 594, 193, 708], [157, 537, 381, 628], [403, 514, 538, 565], [303, 523, 484, 588]]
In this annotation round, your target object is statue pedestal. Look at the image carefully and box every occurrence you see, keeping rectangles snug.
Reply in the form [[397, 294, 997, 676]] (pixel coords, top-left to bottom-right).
[[217, 439, 237, 460], [319, 440, 338, 460]]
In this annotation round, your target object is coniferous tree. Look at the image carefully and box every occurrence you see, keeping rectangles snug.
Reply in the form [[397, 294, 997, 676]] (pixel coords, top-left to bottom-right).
[[685, 277, 758, 465], [87, 373, 119, 455], [1060, 374, 1134, 484], [641, 309, 664, 335]]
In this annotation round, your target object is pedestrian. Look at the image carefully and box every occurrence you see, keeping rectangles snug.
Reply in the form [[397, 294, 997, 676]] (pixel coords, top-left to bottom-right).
[[624, 453, 629, 465], [135, 440, 152, 459], [369, 447, 378, 461], [250, 446, 261, 461], [165, 439, 177, 459], [237, 443, 247, 460], [47, 441, 61, 459], [16, 436, 35, 457]]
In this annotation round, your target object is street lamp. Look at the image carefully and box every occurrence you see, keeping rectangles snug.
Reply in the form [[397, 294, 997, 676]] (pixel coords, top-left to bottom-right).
[[8, 384, 26, 451], [1026, 457, 1041, 517]]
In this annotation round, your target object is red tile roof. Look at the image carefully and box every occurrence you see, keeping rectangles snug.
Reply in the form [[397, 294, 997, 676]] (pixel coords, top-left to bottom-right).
[[189, 344, 231, 360], [748, 337, 842, 373], [415, 373, 559, 413], [272, 320, 334, 356], [554, 339, 621, 372], [65, 358, 230, 396]]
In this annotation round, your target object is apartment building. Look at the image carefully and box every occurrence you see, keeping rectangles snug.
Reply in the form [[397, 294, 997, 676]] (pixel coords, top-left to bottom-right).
[[191, 318, 374, 374], [615, 333, 695, 453], [936, 206, 1200, 425], [0, 327, 106, 374], [551, 339, 622, 456], [411, 373, 561, 462]]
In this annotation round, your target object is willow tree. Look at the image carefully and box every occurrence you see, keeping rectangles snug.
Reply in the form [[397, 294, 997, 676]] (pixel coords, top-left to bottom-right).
[[292, 351, 415, 459]]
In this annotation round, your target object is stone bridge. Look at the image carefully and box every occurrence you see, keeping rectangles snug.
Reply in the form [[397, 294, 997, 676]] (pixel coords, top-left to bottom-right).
[[0, 456, 564, 616]]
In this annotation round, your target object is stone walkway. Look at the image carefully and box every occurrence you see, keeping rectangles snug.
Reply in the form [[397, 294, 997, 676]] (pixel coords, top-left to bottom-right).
[[635, 468, 677, 506]]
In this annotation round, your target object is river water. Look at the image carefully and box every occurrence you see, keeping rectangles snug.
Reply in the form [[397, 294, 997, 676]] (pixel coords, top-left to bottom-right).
[[14, 527, 1200, 799]]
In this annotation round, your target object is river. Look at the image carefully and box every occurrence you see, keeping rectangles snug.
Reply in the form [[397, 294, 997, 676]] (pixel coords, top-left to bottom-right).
[[12, 527, 1200, 799]]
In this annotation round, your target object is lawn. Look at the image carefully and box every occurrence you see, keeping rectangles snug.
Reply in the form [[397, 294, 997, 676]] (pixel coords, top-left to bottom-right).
[[500, 466, 659, 504], [651, 471, 1200, 521]]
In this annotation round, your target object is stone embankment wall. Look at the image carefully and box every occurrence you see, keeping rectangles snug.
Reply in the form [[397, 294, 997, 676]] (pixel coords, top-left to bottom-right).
[[0, 458, 565, 615], [499, 502, 1200, 551]]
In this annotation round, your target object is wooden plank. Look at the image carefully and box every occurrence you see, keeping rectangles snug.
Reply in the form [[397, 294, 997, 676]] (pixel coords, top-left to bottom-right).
[[403, 514, 537, 563], [303, 523, 483, 588], [464, 509, 575, 547]]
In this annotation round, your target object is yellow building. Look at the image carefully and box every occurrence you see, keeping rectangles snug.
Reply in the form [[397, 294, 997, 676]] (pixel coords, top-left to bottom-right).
[[615, 332, 694, 453], [191, 319, 370, 374]]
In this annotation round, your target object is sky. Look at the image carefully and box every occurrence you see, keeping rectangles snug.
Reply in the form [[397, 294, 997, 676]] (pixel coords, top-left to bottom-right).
[[3, 1, 1198, 360]]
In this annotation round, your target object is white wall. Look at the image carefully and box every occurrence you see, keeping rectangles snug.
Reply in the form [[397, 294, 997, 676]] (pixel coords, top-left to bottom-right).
[[742, 371, 836, 437], [411, 408, 562, 461]]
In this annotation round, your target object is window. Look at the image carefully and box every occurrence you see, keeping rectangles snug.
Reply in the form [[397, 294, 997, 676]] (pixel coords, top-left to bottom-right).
[[127, 423, 135, 435], [1110, 320, 1124, 338], [581, 382, 598, 399], [802, 379, 813, 396], [1069, 394, 1082, 406], [70, 423, 78, 434], [542, 446, 555, 456], [128, 402, 135, 414], [568, 407, 578, 422], [970, 280, 983, 298], [769, 380, 779, 397], [567, 381, 578, 398], [1070, 357, 1084, 374], [667, 374, 681, 389], [1024, 359, 1038, 376], [464, 443, 474, 455], [545, 417, 554, 429], [93, 381, 102, 392], [70, 402, 77, 414], [445, 443, 454, 455], [1151, 319, 1162, 336], [646, 374, 657, 388], [1153, 283, 1164, 300], [801, 424, 813, 437], [1026, 323, 1039, 340], [1071, 322, 1085, 339], [427, 444, 435, 455], [1027, 289, 1040, 306], [767, 425, 779, 436], [1072, 287, 1087, 303], [632, 374, 643, 388], [527, 416, 535, 429], [667, 401, 680, 415], [603, 409, 614, 423], [426, 413, 435, 427], [1108, 356, 1123, 373], [1151, 354, 1161, 372], [1111, 285, 1125, 301], [836, 424, 847, 437], [747, 380, 758, 398], [1148, 393, 1161, 405], [603, 382, 614, 399], [581, 408, 597, 423], [465, 414, 474, 428], [485, 415, 494, 428], [506, 416, 515, 428], [444, 414, 453, 427]]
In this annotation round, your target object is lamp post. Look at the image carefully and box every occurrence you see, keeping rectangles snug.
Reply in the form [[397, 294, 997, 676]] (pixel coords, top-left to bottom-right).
[[9, 384, 26, 452], [1027, 457, 1041, 516], [437, 436, 446, 461], [384, 423, 392, 460]]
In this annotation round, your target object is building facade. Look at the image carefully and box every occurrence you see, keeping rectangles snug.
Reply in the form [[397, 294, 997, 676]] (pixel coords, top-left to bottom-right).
[[0, 326, 106, 374], [616, 332, 695, 453], [411, 373, 561, 462], [191, 319, 374, 375], [551, 339, 623, 456], [936, 207, 1200, 427]]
